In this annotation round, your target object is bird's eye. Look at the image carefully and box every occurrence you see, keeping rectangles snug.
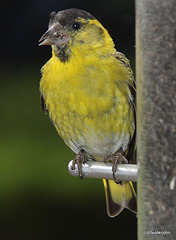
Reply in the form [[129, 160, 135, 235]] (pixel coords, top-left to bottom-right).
[[72, 22, 80, 30]]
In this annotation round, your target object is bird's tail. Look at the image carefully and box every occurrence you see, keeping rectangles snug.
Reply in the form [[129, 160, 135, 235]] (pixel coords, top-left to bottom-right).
[[103, 179, 137, 217]]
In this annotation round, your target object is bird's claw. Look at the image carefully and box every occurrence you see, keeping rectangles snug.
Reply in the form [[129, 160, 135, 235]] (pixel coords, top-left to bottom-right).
[[104, 149, 128, 183], [71, 150, 87, 180]]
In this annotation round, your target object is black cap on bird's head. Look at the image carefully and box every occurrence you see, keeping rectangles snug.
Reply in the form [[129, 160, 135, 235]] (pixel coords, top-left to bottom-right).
[[39, 8, 95, 46], [38, 8, 114, 62], [39, 8, 97, 62]]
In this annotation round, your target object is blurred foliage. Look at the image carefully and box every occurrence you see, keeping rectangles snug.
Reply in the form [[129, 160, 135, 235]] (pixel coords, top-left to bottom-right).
[[0, 0, 136, 239], [0, 67, 102, 198]]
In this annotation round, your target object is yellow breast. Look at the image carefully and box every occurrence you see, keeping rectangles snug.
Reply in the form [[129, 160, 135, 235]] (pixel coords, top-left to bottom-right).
[[40, 48, 134, 159]]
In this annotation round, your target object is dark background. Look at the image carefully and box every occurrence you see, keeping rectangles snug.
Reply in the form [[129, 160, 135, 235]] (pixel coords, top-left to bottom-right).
[[0, 0, 136, 239]]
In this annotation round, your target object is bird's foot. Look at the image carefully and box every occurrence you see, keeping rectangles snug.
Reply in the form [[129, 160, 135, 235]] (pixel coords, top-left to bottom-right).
[[71, 150, 88, 180], [104, 149, 128, 183]]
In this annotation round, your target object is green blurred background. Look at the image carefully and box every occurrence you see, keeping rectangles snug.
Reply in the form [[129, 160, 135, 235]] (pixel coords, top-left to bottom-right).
[[0, 0, 136, 239]]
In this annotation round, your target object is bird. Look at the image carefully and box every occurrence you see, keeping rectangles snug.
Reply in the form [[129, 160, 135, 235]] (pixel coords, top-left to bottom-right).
[[39, 8, 137, 217]]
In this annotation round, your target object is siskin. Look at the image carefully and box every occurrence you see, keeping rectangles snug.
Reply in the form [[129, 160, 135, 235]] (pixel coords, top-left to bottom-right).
[[39, 8, 137, 217]]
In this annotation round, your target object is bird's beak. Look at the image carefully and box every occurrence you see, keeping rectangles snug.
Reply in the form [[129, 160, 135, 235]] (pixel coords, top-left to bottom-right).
[[39, 24, 68, 46]]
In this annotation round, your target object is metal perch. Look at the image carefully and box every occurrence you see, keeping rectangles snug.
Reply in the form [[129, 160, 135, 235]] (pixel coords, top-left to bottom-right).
[[68, 160, 138, 182]]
